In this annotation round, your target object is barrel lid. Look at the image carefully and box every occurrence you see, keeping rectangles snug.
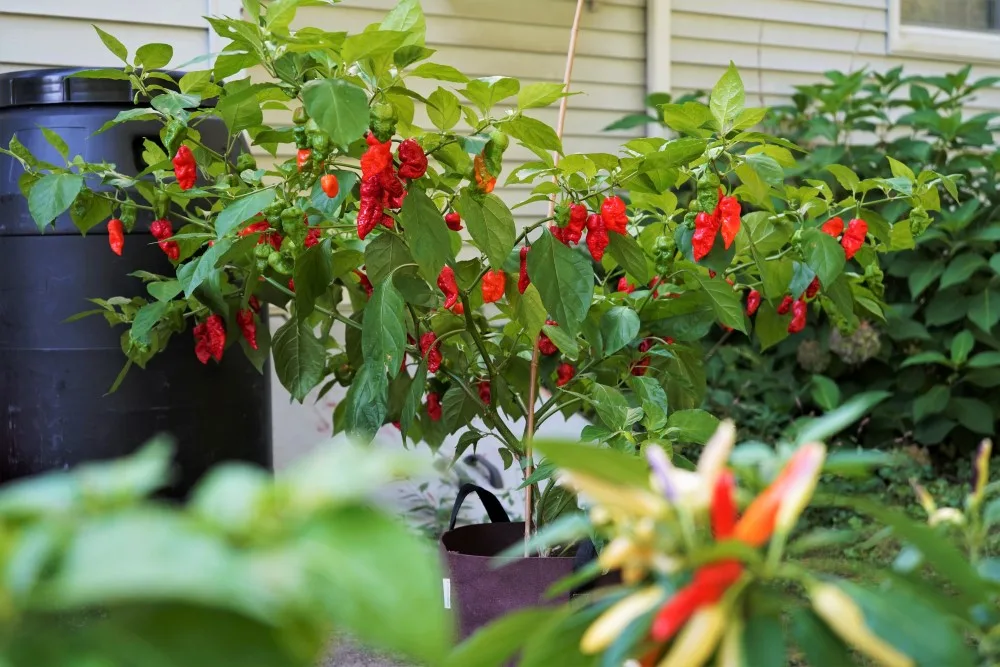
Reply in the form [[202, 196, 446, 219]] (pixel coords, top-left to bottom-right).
[[0, 67, 188, 109]]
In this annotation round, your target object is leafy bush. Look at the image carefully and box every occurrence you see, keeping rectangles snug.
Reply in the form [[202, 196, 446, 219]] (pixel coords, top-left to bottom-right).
[[0, 438, 449, 666]]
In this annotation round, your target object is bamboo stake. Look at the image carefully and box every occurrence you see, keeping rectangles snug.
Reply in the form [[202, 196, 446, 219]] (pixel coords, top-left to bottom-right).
[[527, 0, 587, 556]]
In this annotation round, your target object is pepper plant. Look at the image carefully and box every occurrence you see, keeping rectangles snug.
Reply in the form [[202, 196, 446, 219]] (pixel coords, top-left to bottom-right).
[[3, 1, 944, 527]]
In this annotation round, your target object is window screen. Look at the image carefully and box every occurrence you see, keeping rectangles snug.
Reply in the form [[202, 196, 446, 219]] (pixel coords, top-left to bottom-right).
[[902, 0, 998, 31]]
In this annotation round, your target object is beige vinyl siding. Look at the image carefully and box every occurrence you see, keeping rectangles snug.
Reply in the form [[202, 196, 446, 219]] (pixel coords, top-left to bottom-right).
[[256, 0, 648, 228], [671, 0, 1000, 115], [0, 1, 212, 74]]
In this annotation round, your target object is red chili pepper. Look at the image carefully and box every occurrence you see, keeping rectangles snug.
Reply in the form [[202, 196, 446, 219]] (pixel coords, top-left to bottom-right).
[[474, 153, 496, 193], [304, 227, 321, 249], [518, 246, 531, 294], [549, 224, 567, 245], [638, 338, 654, 353], [565, 203, 588, 244], [239, 220, 271, 238], [777, 295, 794, 315], [585, 214, 608, 262], [150, 218, 173, 241], [420, 332, 442, 373], [481, 269, 505, 303], [297, 148, 312, 172], [320, 173, 339, 198], [539, 319, 559, 356], [362, 134, 393, 174], [821, 216, 844, 238], [842, 218, 867, 259], [427, 391, 442, 421], [788, 299, 807, 334], [193, 313, 226, 364], [556, 362, 575, 387], [437, 266, 459, 310], [711, 471, 738, 539], [445, 212, 463, 231], [746, 289, 761, 316], [717, 195, 741, 249], [353, 269, 373, 298], [617, 277, 636, 294], [172, 145, 197, 190], [805, 277, 820, 299], [601, 196, 628, 234], [288, 278, 295, 292], [692, 211, 720, 261], [249, 295, 261, 312], [478, 380, 492, 405], [107, 218, 124, 256], [397, 138, 428, 179], [236, 308, 258, 350], [649, 560, 743, 643]]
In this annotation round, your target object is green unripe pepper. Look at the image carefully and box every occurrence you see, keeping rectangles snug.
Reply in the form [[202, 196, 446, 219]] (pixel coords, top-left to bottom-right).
[[370, 101, 397, 143], [293, 107, 308, 125], [697, 171, 721, 212], [120, 200, 137, 232], [236, 153, 257, 172]]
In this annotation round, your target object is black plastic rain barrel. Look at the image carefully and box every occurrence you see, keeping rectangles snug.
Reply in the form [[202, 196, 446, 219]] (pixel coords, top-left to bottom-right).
[[0, 68, 272, 495]]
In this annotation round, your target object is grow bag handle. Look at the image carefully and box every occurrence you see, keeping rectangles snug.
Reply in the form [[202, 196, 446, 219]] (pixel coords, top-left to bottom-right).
[[448, 483, 510, 531]]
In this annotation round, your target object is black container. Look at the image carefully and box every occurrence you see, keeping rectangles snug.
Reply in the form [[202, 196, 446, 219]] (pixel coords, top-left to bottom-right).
[[0, 68, 272, 496]]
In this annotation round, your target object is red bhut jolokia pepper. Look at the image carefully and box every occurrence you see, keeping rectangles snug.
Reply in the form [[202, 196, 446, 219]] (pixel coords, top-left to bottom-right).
[[538, 319, 559, 356], [296, 148, 311, 172], [397, 138, 428, 179], [320, 173, 339, 198], [172, 145, 197, 190], [481, 269, 505, 303], [777, 295, 794, 315], [427, 391, 442, 421], [692, 211, 720, 261], [304, 227, 321, 248], [420, 332, 442, 373], [745, 289, 761, 316], [107, 218, 124, 256], [586, 214, 609, 261], [518, 246, 531, 294], [478, 380, 491, 405], [842, 218, 867, 259], [806, 277, 820, 299], [445, 212, 463, 231], [788, 299, 807, 333], [437, 266, 459, 310], [618, 277, 636, 294], [601, 196, 628, 234], [717, 193, 742, 249], [193, 314, 226, 364], [150, 218, 180, 261], [236, 308, 258, 350], [565, 203, 588, 244], [821, 216, 844, 238], [556, 363, 575, 387]]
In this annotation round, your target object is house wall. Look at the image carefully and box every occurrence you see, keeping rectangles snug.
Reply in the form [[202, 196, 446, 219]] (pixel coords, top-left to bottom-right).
[[670, 0, 1000, 114]]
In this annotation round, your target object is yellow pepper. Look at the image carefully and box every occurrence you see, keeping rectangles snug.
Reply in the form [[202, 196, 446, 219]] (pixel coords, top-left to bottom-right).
[[810, 582, 914, 667], [657, 604, 726, 667], [580, 585, 665, 654]]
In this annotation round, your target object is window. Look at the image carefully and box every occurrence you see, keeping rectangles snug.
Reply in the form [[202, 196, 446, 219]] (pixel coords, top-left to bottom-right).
[[890, 0, 1000, 62]]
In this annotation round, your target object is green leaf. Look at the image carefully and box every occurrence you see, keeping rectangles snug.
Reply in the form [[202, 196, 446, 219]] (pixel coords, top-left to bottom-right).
[[526, 230, 595, 337], [129, 301, 170, 346], [135, 43, 173, 69], [292, 240, 333, 318], [70, 194, 112, 235], [914, 385, 950, 422], [600, 307, 640, 356], [518, 82, 566, 109], [908, 262, 943, 299], [826, 164, 860, 192], [217, 86, 262, 134], [93, 25, 128, 62], [69, 67, 131, 81], [402, 188, 453, 281], [950, 330, 975, 364], [343, 362, 389, 441], [949, 397, 995, 434], [607, 233, 652, 284], [630, 375, 668, 432], [969, 290, 1000, 332], [39, 126, 69, 159], [510, 282, 547, 339], [380, 0, 426, 46], [147, 280, 183, 302], [709, 62, 745, 130], [505, 116, 562, 154], [342, 30, 409, 63], [456, 191, 516, 270], [446, 609, 556, 667], [742, 614, 785, 667], [589, 384, 633, 431], [667, 409, 720, 445], [272, 315, 326, 402], [900, 351, 951, 368], [179, 239, 233, 298], [427, 87, 461, 130], [362, 280, 407, 379], [301, 78, 369, 148], [28, 173, 83, 231], [790, 609, 854, 667], [542, 321, 579, 359], [365, 233, 415, 284], [215, 188, 276, 237], [400, 363, 427, 440], [800, 228, 846, 288], [794, 391, 890, 445], [409, 62, 469, 83], [810, 375, 840, 411], [968, 351, 1000, 368], [754, 302, 787, 350], [532, 440, 649, 488], [745, 153, 784, 186], [692, 272, 747, 333], [940, 253, 986, 290]]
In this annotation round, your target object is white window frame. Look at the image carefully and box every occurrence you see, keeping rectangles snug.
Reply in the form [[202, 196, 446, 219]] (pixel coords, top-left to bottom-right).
[[888, 0, 1000, 63]]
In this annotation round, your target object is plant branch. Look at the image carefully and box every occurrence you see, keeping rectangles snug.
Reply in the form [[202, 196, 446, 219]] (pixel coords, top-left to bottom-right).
[[524, 340, 542, 554]]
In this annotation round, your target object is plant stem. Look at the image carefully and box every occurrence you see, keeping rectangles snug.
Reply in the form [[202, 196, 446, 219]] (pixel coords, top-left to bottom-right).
[[524, 340, 542, 555]]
